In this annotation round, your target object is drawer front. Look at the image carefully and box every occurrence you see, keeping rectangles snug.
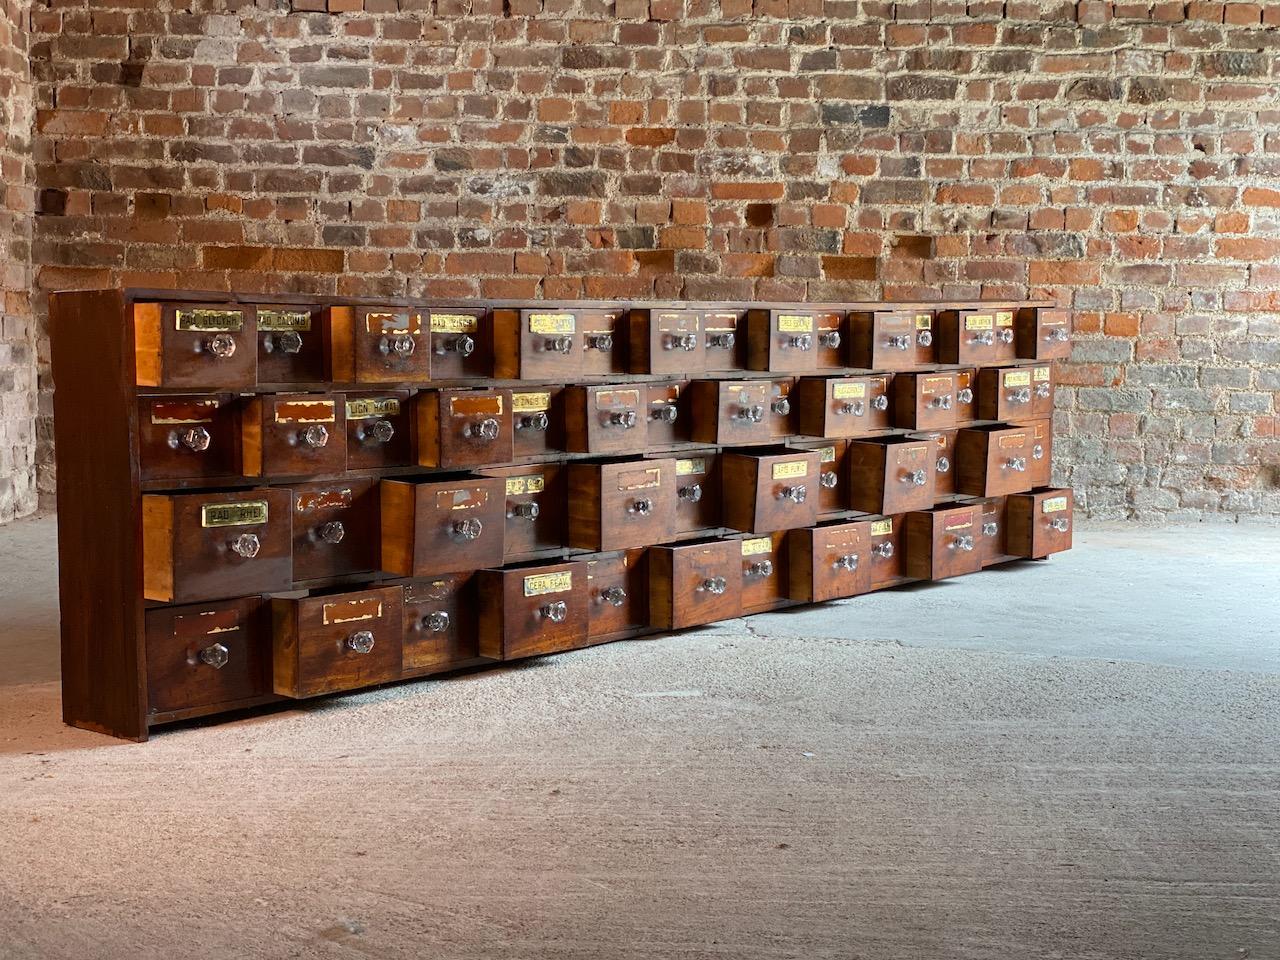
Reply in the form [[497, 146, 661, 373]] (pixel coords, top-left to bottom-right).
[[344, 391, 414, 470], [146, 488, 293, 603], [247, 394, 346, 477], [428, 308, 490, 380], [402, 574, 478, 673], [939, 309, 1000, 366], [911, 430, 957, 498], [980, 366, 1052, 422], [381, 477, 507, 577], [479, 562, 589, 660], [798, 377, 883, 439], [135, 302, 257, 389], [691, 381, 771, 445], [632, 309, 705, 376], [273, 587, 404, 698], [484, 464, 566, 561], [596, 460, 677, 551], [974, 496, 1013, 568], [586, 550, 647, 641], [580, 308, 627, 377], [138, 394, 241, 482], [567, 385, 645, 455], [789, 521, 872, 602], [865, 374, 893, 432], [513, 309, 584, 379], [896, 372, 958, 431], [1008, 488, 1073, 558], [905, 506, 982, 581], [754, 452, 821, 532], [808, 441, 848, 515], [813, 310, 846, 370], [646, 380, 688, 448], [883, 441, 936, 513], [291, 478, 379, 582], [702, 309, 746, 371], [652, 540, 742, 629], [1016, 418, 1053, 488], [145, 597, 270, 715], [738, 533, 787, 614], [672, 453, 720, 533], [851, 311, 929, 371], [749, 310, 818, 373], [867, 516, 907, 590], [954, 368, 978, 424], [352, 306, 430, 382], [256, 304, 327, 384], [511, 387, 562, 459], [764, 378, 796, 438], [419, 388, 514, 468], [958, 426, 1035, 498], [1017, 307, 1071, 361]]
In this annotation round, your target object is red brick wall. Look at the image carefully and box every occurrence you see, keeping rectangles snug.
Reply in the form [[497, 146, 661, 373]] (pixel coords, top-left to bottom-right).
[[23, 0, 1280, 519]]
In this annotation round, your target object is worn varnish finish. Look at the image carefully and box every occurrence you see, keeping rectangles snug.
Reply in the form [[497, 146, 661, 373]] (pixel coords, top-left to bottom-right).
[[379, 476, 506, 577], [401, 573, 480, 674], [954, 424, 1035, 498], [290, 477, 379, 582], [134, 301, 258, 389], [665, 450, 721, 534], [272, 586, 404, 698], [736, 532, 788, 615], [787, 438, 849, 516], [847, 436, 936, 515], [904, 504, 983, 581], [566, 458, 677, 551], [415, 387, 514, 469], [1015, 306, 1072, 361], [344, 390, 414, 471], [1007, 488, 1074, 558], [787, 520, 873, 603], [649, 540, 742, 629], [477, 462, 567, 562], [138, 394, 243, 483], [564, 384, 646, 455], [720, 448, 821, 534], [476, 561, 590, 660], [241, 393, 346, 478], [585, 549, 648, 642]]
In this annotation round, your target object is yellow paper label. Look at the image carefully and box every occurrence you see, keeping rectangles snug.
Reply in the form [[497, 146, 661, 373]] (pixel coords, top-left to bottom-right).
[[1034, 366, 1051, 381], [676, 458, 706, 476], [365, 311, 420, 335], [1043, 496, 1068, 514], [524, 571, 572, 596], [944, 519, 974, 531], [965, 315, 993, 331], [618, 467, 661, 491], [201, 500, 268, 528], [323, 598, 382, 626], [175, 308, 243, 332], [741, 537, 772, 557], [915, 313, 932, 329], [817, 445, 836, 463], [505, 475, 545, 496], [870, 519, 893, 536], [998, 433, 1028, 449], [345, 397, 400, 419], [430, 313, 479, 333], [1004, 370, 1032, 387], [528, 313, 575, 334], [150, 399, 220, 425], [833, 383, 866, 400], [257, 309, 312, 332], [995, 310, 1014, 326], [772, 460, 808, 480], [777, 314, 813, 333], [512, 391, 551, 412], [273, 400, 336, 424]]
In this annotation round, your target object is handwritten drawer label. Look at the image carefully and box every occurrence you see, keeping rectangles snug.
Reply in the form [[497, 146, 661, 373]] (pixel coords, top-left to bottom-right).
[[1043, 496, 1068, 514], [512, 392, 551, 412], [505, 475, 545, 496], [1004, 370, 1032, 387], [677, 458, 706, 476], [871, 519, 893, 536], [777, 314, 813, 333], [965, 314, 993, 331], [833, 383, 865, 400], [741, 537, 772, 557]]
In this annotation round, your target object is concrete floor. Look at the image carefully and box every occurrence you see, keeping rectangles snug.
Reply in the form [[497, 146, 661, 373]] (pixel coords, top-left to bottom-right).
[[0, 514, 1277, 959]]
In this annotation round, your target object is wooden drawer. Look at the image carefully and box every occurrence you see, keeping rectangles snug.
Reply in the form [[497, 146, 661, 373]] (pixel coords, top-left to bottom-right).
[[143, 488, 293, 603], [867, 515, 910, 590], [936, 307, 1017, 366], [477, 561, 589, 660], [688, 380, 775, 446], [402, 573, 479, 673], [145, 597, 271, 715], [585, 549, 648, 642], [489, 307, 584, 380], [767, 377, 797, 438], [343, 390, 414, 471], [908, 429, 958, 499], [256, 304, 329, 385], [646, 380, 689, 448], [290, 478, 379, 582], [787, 439, 848, 516], [1007, 488, 1073, 559], [380, 476, 506, 577], [721, 447, 820, 533], [977, 364, 1054, 422], [954, 368, 979, 424], [138, 394, 242, 482], [477, 462, 567, 561], [792, 376, 890, 438], [1016, 307, 1071, 361], [272, 586, 404, 698], [746, 309, 820, 373], [330, 305, 431, 383], [565, 384, 646, 455], [581, 307, 629, 377], [737, 532, 788, 614], [702, 308, 747, 372], [629, 308, 705, 376], [427, 307, 491, 380], [669, 450, 721, 533], [848, 309, 935, 370], [511, 387, 563, 459], [134, 301, 257, 389], [971, 496, 1016, 568], [847, 436, 936, 515], [892, 371, 958, 431], [954, 424, 1035, 497], [812, 309, 847, 371], [566, 458, 677, 551], [415, 387, 514, 469], [242, 393, 346, 478], [649, 539, 742, 629], [904, 504, 983, 581], [787, 521, 872, 602], [1012, 418, 1053, 488]]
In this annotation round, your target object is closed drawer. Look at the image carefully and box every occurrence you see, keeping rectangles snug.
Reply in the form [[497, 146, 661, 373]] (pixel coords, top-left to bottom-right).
[[767, 377, 797, 438], [904, 504, 983, 581], [256, 304, 329, 385], [787, 439, 848, 516], [977, 365, 1054, 422], [720, 447, 820, 534], [489, 308, 584, 380], [477, 561, 589, 660], [746, 308, 819, 373], [892, 371, 958, 431], [380, 476, 506, 577], [737, 532, 788, 615], [812, 310, 847, 371], [566, 458, 677, 551], [1012, 418, 1053, 488], [272, 586, 404, 698], [668, 450, 721, 533], [936, 307, 1017, 366], [343, 390, 414, 470], [402, 573, 479, 673], [645, 380, 688, 449], [145, 597, 271, 715], [427, 307, 491, 379], [867, 515, 910, 590], [954, 368, 978, 424], [688, 380, 775, 446], [848, 309, 935, 370], [585, 549, 648, 642], [787, 521, 872, 602], [477, 462, 567, 561], [792, 376, 890, 439], [954, 424, 1035, 498], [649, 539, 742, 630], [701, 308, 746, 372], [134, 301, 256, 389], [242, 393, 346, 478], [1015, 307, 1071, 361], [143, 488, 293, 603], [331, 305, 431, 383], [416, 387, 514, 469], [1006, 488, 1073, 558], [629, 308, 705, 376], [580, 307, 628, 377], [972, 496, 1015, 568], [847, 436, 935, 515], [290, 478, 379, 582], [138, 394, 242, 483], [565, 385, 646, 455], [510, 387, 563, 459]]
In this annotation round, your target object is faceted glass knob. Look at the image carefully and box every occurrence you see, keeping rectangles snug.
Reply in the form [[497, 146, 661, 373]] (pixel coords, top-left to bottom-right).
[[199, 643, 229, 669], [449, 334, 476, 356], [382, 334, 416, 357], [840, 400, 864, 416], [701, 576, 727, 595], [229, 533, 260, 559], [465, 417, 501, 441], [277, 331, 304, 355], [887, 335, 910, 350], [367, 419, 395, 444], [737, 404, 765, 423], [511, 501, 540, 520], [630, 498, 654, 516], [600, 586, 627, 607], [1036, 383, 1051, 399], [747, 559, 774, 578], [835, 554, 859, 571], [317, 521, 345, 544], [540, 601, 568, 622], [1049, 517, 1070, 533], [917, 329, 933, 347], [982, 521, 999, 537], [519, 411, 550, 432], [423, 611, 451, 632], [205, 333, 237, 359], [872, 541, 894, 558], [771, 398, 791, 416], [544, 336, 574, 354], [1033, 444, 1044, 460], [651, 405, 678, 423], [451, 517, 483, 541], [957, 388, 973, 404], [587, 333, 613, 351], [609, 410, 638, 429], [904, 469, 927, 486], [973, 331, 994, 345], [786, 334, 812, 350], [346, 630, 376, 654], [952, 534, 975, 552], [778, 484, 807, 503], [872, 395, 889, 411], [179, 426, 212, 452], [664, 333, 697, 351], [937, 456, 951, 474], [301, 424, 329, 448], [1006, 457, 1027, 472], [1008, 387, 1031, 404], [707, 332, 735, 349], [820, 471, 838, 489], [1048, 328, 1069, 342], [679, 483, 703, 503], [998, 328, 1014, 343], [931, 394, 953, 410], [819, 331, 841, 348]]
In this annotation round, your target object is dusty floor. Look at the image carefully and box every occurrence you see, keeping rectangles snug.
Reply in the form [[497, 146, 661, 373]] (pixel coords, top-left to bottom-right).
[[0, 514, 1277, 960]]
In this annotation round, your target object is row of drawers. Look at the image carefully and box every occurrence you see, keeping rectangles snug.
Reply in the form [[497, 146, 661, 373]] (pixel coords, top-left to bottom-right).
[[143, 424, 1052, 604], [138, 364, 1056, 483], [134, 301, 1070, 389], [146, 488, 1073, 719]]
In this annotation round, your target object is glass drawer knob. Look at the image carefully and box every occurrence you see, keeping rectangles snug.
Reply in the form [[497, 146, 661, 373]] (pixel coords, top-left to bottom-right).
[[957, 387, 973, 403], [840, 401, 864, 416], [820, 471, 838, 489], [872, 541, 894, 559], [652, 405, 678, 423], [587, 332, 613, 351], [973, 331, 994, 345], [679, 483, 703, 503], [1049, 328, 1069, 342], [747, 559, 774, 578], [701, 577, 727, 595], [779, 484, 807, 503], [1049, 517, 1070, 532], [199, 643, 229, 669], [204, 333, 237, 359], [178, 426, 211, 452], [465, 417, 501, 441], [519, 411, 550, 432], [887, 335, 910, 350], [904, 469, 927, 486], [737, 404, 765, 422], [998, 328, 1014, 343], [931, 394, 953, 410], [276, 331, 304, 355], [835, 554, 859, 571], [1006, 457, 1027, 472], [819, 331, 841, 348], [952, 534, 975, 552], [451, 518, 483, 541], [545, 336, 574, 354], [445, 334, 476, 356], [317, 521, 345, 544], [511, 501, 540, 520], [1036, 383, 1051, 398], [872, 395, 889, 411], [540, 601, 568, 622], [600, 586, 627, 606], [982, 521, 999, 537], [771, 397, 791, 416], [366, 419, 395, 444], [1033, 444, 1044, 460], [786, 334, 812, 350], [708, 332, 735, 348], [937, 456, 951, 474], [301, 424, 329, 448], [229, 533, 260, 559], [609, 410, 638, 429], [382, 334, 416, 357], [917, 329, 933, 347], [631, 498, 653, 516], [423, 611, 450, 632], [347, 630, 375, 654]]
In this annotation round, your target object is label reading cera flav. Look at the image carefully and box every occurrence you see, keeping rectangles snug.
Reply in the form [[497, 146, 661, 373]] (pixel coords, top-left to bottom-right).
[[524, 571, 572, 597]]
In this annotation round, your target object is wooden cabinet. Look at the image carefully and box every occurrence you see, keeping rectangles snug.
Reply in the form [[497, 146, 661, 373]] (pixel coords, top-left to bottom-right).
[[1007, 488, 1074, 558], [904, 504, 983, 581], [847, 437, 936, 515], [954, 424, 1036, 498]]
